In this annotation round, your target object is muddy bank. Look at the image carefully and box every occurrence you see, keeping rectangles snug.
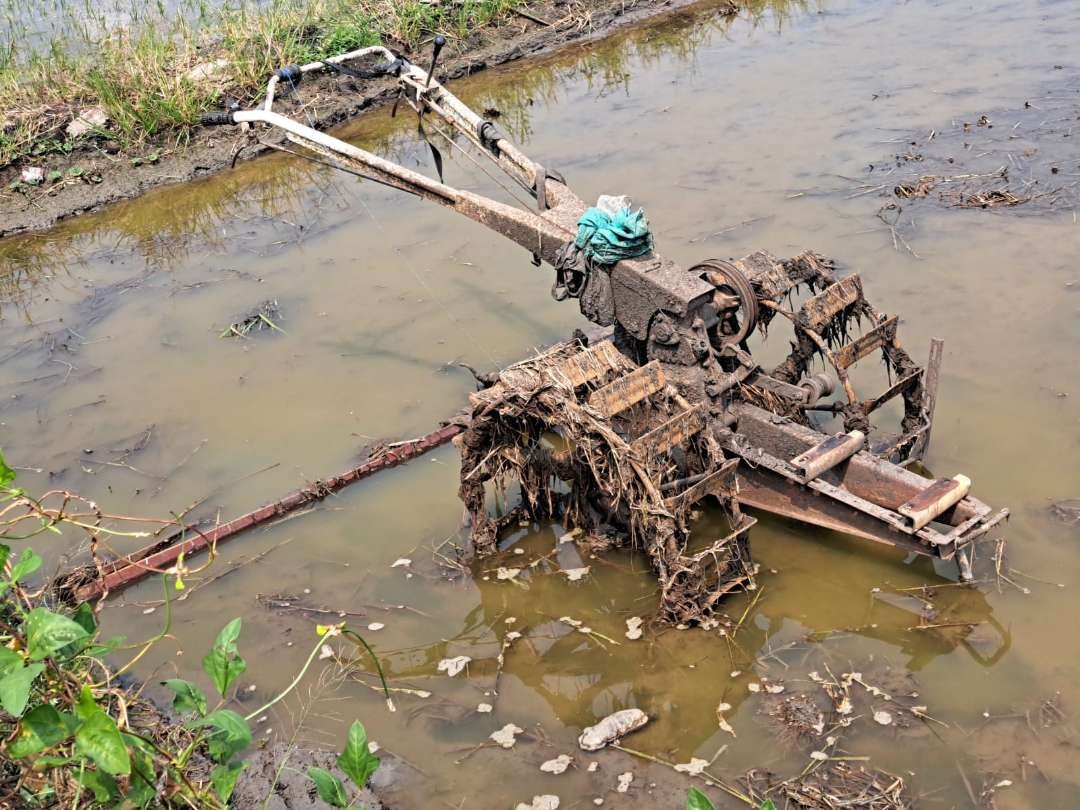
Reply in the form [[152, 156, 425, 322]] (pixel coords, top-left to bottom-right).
[[0, 0, 737, 240]]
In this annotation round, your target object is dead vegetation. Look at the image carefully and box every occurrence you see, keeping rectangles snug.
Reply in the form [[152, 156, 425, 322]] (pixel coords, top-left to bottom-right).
[[871, 90, 1080, 217], [456, 340, 755, 624], [221, 299, 284, 338]]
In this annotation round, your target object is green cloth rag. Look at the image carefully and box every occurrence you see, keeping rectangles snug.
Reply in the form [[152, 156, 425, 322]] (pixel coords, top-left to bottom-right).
[[574, 205, 654, 265]]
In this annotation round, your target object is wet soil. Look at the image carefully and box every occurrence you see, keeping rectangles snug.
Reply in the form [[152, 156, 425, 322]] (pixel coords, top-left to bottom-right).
[[0, 0, 734, 239]]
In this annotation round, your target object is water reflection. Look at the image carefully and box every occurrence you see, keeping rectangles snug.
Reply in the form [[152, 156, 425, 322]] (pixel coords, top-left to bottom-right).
[[0, 0, 817, 313]]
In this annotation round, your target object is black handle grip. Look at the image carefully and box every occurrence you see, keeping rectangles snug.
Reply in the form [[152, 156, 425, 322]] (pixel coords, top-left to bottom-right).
[[200, 111, 236, 126], [425, 35, 447, 88]]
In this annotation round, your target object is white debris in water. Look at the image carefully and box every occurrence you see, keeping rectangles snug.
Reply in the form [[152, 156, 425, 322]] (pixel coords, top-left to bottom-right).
[[391, 558, 411, 568], [477, 703, 493, 713], [318, 644, 334, 660], [810, 751, 829, 762], [490, 723, 524, 748], [625, 617, 643, 640], [578, 709, 649, 751], [873, 710, 894, 726], [367, 622, 385, 631], [747, 682, 761, 693], [142, 607, 156, 615], [764, 683, 786, 694], [515, 796, 559, 810], [563, 567, 590, 581], [497, 567, 522, 580], [368, 741, 380, 753], [437, 656, 471, 677], [559, 616, 583, 628], [587, 762, 598, 772], [506, 631, 522, 641], [674, 758, 708, 775], [837, 697, 853, 715], [593, 799, 604, 806], [514, 548, 525, 555], [616, 772, 634, 793], [540, 754, 573, 774]]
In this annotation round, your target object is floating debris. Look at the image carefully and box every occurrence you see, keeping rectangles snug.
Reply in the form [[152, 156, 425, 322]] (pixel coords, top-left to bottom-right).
[[477, 703, 493, 713], [221, 299, 285, 338], [515, 796, 559, 810], [625, 616, 643, 640], [674, 758, 709, 775], [437, 655, 471, 677], [615, 772, 633, 793], [578, 709, 649, 751], [563, 566, 590, 581], [496, 567, 522, 581], [873, 710, 894, 726], [391, 558, 412, 568], [540, 754, 573, 774], [490, 723, 524, 748]]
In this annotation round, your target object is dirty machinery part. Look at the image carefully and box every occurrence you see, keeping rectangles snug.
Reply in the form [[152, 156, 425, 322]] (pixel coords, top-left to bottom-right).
[[210, 44, 1009, 624], [457, 341, 755, 623]]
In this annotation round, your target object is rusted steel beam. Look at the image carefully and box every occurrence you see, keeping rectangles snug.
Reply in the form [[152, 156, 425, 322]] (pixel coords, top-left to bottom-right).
[[75, 424, 464, 601], [911, 337, 945, 461]]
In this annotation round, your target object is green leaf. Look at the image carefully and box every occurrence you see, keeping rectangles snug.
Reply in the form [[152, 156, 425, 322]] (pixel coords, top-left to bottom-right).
[[0, 544, 9, 571], [25, 607, 90, 661], [74, 687, 130, 776], [74, 766, 120, 803], [687, 787, 716, 810], [11, 548, 42, 583], [308, 766, 349, 807], [0, 449, 16, 487], [212, 761, 247, 804], [0, 644, 21, 675], [337, 720, 379, 790], [189, 709, 251, 764], [162, 679, 208, 717], [202, 617, 247, 698], [125, 741, 158, 806], [759, 801, 777, 810], [58, 602, 97, 658], [0, 662, 45, 716], [8, 704, 71, 758]]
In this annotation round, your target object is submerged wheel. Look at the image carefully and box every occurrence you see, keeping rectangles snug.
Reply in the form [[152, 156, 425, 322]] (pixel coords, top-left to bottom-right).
[[690, 259, 760, 348]]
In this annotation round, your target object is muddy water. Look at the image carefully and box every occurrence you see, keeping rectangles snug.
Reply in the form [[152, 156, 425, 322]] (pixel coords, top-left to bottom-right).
[[3, 0, 1080, 806]]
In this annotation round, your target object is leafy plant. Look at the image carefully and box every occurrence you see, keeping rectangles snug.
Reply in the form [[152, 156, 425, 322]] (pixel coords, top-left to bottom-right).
[[0, 448, 390, 808]]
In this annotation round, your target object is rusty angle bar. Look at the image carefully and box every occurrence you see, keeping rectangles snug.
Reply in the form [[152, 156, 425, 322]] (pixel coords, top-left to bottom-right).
[[75, 423, 463, 601]]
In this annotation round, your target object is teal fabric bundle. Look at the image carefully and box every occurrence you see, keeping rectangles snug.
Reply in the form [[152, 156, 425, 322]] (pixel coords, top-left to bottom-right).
[[574, 205, 654, 265]]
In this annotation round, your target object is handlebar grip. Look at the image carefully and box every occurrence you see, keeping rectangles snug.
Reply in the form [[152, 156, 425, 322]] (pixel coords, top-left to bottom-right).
[[200, 111, 236, 126]]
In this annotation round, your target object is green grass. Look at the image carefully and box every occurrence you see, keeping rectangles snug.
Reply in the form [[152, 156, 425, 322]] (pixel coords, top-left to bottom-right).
[[0, 0, 524, 169]]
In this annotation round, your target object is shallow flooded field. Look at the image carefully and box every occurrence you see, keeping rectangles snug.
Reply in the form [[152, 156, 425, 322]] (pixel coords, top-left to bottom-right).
[[3, 0, 1080, 806]]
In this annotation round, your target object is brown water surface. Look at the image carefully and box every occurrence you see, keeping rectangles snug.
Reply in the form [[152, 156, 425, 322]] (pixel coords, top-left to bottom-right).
[[2, 0, 1080, 806]]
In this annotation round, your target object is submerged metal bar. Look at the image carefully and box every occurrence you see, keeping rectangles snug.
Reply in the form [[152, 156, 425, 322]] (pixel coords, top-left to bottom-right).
[[74, 424, 464, 601]]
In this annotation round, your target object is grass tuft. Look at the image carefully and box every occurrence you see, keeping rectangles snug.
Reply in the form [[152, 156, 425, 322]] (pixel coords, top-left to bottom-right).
[[0, 0, 526, 169]]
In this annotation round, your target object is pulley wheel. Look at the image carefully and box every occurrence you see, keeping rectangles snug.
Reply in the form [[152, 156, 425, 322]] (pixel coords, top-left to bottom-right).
[[689, 258, 760, 347]]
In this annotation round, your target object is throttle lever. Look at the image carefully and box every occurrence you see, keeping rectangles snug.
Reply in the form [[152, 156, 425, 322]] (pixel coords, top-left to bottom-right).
[[425, 35, 447, 89]]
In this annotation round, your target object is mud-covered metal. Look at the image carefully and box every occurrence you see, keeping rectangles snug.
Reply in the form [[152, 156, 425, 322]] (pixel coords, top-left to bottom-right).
[[221, 45, 1009, 623]]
